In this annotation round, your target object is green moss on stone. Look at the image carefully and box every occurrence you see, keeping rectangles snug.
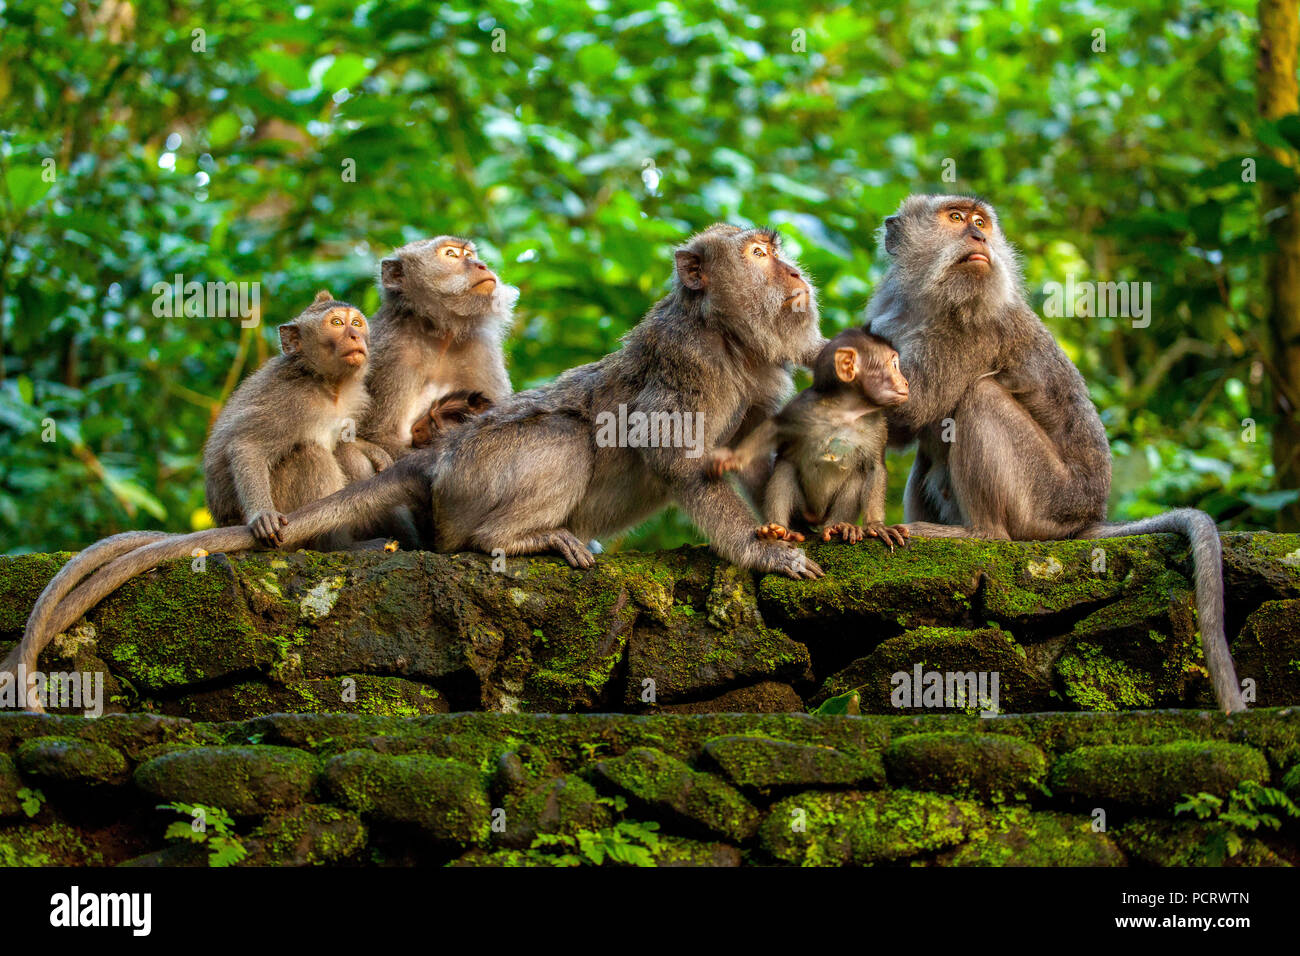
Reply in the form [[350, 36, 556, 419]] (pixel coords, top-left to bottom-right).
[[250, 804, 367, 865], [759, 789, 986, 865], [134, 745, 319, 815], [0, 822, 102, 866], [1049, 741, 1269, 811], [703, 735, 885, 794], [1056, 642, 1157, 711], [938, 807, 1124, 866], [885, 732, 1046, 801], [593, 747, 758, 842], [322, 749, 490, 845], [15, 736, 128, 785]]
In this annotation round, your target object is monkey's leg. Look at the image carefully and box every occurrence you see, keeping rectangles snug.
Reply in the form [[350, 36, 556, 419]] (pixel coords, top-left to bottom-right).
[[902, 446, 939, 522], [273, 445, 354, 551], [442, 421, 595, 567], [855, 462, 908, 548], [946, 378, 1081, 540], [757, 460, 807, 543]]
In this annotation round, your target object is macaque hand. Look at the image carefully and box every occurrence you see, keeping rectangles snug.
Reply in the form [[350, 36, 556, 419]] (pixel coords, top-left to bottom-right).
[[756, 523, 805, 543], [863, 521, 910, 550], [706, 448, 742, 480], [754, 542, 823, 580], [821, 522, 865, 544], [250, 510, 289, 547]]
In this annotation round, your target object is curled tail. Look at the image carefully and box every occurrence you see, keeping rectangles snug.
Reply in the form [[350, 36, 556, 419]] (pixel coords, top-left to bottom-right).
[[1080, 508, 1244, 714], [3, 458, 428, 713]]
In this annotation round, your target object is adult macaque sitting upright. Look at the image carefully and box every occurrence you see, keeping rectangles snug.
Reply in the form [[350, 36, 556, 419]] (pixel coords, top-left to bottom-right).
[[866, 193, 1244, 713]]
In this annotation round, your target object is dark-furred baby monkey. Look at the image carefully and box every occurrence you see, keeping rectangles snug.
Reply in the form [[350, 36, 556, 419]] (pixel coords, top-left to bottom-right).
[[708, 329, 911, 548]]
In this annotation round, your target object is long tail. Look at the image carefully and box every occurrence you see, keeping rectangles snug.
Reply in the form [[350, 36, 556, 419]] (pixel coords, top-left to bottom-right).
[[902, 521, 974, 538], [1080, 508, 1244, 714], [3, 458, 428, 713]]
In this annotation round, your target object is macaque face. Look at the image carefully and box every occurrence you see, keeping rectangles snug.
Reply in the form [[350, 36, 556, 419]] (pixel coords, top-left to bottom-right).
[[936, 201, 996, 275], [836, 342, 909, 406], [866, 347, 910, 406], [743, 231, 811, 310], [435, 239, 498, 296], [321, 306, 369, 367]]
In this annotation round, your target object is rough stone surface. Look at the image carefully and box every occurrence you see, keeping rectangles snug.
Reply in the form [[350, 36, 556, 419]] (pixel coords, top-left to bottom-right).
[[134, 745, 319, 815], [0, 710, 1294, 866], [703, 735, 885, 794], [4, 534, 1299, 719], [15, 736, 128, 785], [884, 732, 1046, 800], [1049, 741, 1271, 810], [594, 747, 759, 842]]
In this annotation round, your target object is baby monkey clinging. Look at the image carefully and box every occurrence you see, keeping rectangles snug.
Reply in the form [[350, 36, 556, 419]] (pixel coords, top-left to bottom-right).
[[708, 329, 911, 547]]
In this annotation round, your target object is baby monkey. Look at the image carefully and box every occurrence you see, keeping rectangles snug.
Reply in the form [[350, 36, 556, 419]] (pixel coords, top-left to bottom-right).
[[409, 390, 495, 449], [708, 329, 911, 548]]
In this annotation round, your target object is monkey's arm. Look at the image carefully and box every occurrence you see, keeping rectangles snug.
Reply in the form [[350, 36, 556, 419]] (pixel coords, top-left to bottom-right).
[[708, 418, 778, 479], [761, 459, 801, 527], [228, 438, 287, 545]]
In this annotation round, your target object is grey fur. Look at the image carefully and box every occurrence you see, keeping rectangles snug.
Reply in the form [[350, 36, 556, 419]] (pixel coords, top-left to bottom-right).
[[866, 193, 1244, 713]]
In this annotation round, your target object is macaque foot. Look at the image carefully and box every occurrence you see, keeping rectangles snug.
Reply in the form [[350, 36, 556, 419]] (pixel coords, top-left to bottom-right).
[[250, 510, 290, 547], [863, 522, 910, 550], [755, 523, 805, 543], [821, 522, 864, 544], [529, 529, 596, 569], [753, 543, 823, 580]]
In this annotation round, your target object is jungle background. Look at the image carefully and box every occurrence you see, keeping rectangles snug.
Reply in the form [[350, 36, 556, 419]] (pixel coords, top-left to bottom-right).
[[2, 0, 1299, 555]]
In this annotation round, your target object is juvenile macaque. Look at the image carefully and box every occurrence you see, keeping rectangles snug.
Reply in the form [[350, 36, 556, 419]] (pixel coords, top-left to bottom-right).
[[409, 390, 494, 449], [708, 329, 910, 548], [203, 290, 389, 550], [362, 236, 515, 459], [6, 225, 826, 713], [2, 291, 391, 710], [867, 194, 1244, 713]]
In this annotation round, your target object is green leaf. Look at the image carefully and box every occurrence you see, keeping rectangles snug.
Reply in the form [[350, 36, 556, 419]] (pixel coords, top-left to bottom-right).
[[4, 163, 53, 210]]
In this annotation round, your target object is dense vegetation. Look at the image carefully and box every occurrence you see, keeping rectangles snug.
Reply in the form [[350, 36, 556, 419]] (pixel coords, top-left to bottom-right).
[[1, 0, 1296, 554]]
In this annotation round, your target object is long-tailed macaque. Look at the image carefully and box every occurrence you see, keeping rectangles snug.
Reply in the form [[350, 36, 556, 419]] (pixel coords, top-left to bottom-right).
[[203, 290, 389, 549], [5, 224, 826, 711], [707, 329, 910, 548], [362, 236, 515, 460], [866, 193, 1244, 713]]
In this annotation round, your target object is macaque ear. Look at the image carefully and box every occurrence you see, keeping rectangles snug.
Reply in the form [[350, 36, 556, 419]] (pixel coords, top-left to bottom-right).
[[883, 215, 901, 255], [834, 347, 859, 383], [278, 323, 302, 355], [674, 250, 707, 290], [380, 257, 404, 291], [313, 289, 334, 305]]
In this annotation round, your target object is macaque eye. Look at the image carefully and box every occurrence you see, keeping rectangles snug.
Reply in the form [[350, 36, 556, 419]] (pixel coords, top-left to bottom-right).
[[331, 317, 344, 326], [750, 245, 767, 258], [443, 247, 460, 258], [948, 211, 964, 223], [973, 215, 986, 228], [352, 317, 363, 327]]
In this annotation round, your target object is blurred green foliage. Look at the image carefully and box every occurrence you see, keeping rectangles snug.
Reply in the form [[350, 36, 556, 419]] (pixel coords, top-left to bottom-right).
[[0, 0, 1293, 554]]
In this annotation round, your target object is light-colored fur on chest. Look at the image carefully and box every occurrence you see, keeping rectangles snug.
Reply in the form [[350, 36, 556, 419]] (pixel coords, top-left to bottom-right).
[[300, 376, 368, 452]]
